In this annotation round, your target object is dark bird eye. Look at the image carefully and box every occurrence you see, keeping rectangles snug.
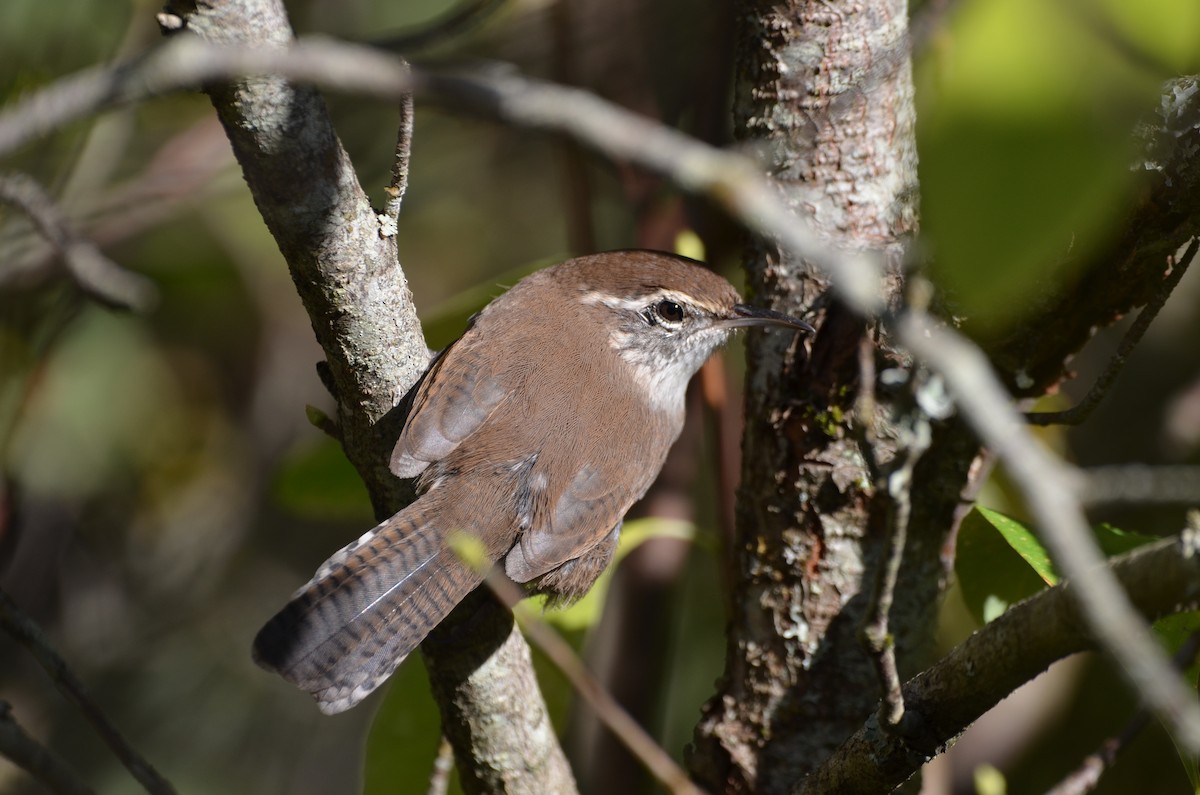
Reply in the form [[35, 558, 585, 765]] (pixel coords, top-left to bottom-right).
[[655, 300, 686, 324]]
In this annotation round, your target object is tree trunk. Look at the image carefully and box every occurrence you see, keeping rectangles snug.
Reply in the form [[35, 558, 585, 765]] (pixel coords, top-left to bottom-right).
[[691, 1, 959, 791]]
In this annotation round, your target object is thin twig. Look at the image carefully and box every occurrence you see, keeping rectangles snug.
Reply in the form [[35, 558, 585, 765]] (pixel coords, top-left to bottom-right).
[[383, 91, 415, 231], [371, 0, 507, 53], [459, 553, 705, 795], [0, 37, 882, 314], [0, 701, 96, 795], [0, 588, 177, 795], [1078, 465, 1200, 506], [854, 336, 933, 730], [426, 735, 454, 795], [853, 335, 883, 478], [900, 312, 1200, 755], [1026, 237, 1198, 426], [0, 172, 157, 311], [1044, 631, 1200, 795], [801, 534, 1200, 794]]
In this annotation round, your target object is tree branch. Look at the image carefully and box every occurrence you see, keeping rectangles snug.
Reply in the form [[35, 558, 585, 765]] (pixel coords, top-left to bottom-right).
[[855, 352, 935, 731], [1025, 237, 1197, 426], [154, 1, 571, 790], [0, 701, 96, 795], [0, 172, 157, 310], [1079, 465, 1200, 506], [800, 533, 1200, 794], [383, 92, 414, 232], [464, 551, 703, 795], [901, 313, 1200, 753], [0, 35, 882, 314], [0, 589, 176, 795]]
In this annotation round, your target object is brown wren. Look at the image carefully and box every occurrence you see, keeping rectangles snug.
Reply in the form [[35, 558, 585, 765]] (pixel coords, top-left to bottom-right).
[[253, 250, 813, 713]]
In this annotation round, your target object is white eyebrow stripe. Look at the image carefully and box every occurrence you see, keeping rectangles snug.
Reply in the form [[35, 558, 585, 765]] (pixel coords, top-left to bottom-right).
[[580, 289, 729, 317], [579, 290, 671, 312]]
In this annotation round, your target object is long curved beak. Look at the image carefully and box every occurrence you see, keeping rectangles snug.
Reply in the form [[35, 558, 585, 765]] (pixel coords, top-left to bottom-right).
[[717, 304, 816, 334]]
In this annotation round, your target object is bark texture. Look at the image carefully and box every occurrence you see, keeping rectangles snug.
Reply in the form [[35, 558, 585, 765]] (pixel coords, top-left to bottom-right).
[[159, 2, 576, 791], [691, 2, 932, 792], [692, 4, 1200, 789]]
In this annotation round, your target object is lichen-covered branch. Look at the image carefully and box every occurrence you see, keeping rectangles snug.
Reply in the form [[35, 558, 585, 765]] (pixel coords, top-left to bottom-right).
[[154, 1, 572, 791], [689, 2, 924, 791]]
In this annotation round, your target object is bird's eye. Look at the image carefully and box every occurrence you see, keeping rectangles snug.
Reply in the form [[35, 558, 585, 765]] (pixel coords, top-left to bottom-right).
[[654, 300, 686, 324]]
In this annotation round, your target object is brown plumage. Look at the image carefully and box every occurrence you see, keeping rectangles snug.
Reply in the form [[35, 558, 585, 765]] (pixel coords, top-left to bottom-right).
[[252, 251, 812, 713]]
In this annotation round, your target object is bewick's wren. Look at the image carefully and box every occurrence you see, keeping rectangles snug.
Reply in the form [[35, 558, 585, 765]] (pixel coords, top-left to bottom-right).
[[253, 250, 813, 713]]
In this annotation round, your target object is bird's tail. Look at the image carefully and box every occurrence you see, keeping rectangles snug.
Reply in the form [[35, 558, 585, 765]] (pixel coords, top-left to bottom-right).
[[252, 504, 484, 714]]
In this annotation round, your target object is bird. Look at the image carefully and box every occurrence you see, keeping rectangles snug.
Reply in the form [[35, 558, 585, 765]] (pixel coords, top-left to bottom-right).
[[252, 249, 813, 713]]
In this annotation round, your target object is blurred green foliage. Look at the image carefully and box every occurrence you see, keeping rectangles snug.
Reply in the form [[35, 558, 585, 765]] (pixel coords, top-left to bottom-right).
[[274, 436, 375, 523], [361, 656, 447, 795], [1, 0, 1199, 794], [917, 0, 1199, 331]]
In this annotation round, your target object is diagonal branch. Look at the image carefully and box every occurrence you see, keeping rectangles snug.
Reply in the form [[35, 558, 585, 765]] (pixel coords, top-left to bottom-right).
[[0, 588, 176, 795], [801, 533, 1200, 794], [0, 701, 96, 795], [0, 36, 882, 314], [464, 553, 704, 795], [1026, 237, 1197, 426], [901, 313, 1200, 754], [153, 1, 573, 791], [0, 172, 157, 311]]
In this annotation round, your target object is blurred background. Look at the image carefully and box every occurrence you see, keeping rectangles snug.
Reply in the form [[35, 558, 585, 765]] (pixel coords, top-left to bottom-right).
[[1, 0, 1199, 793]]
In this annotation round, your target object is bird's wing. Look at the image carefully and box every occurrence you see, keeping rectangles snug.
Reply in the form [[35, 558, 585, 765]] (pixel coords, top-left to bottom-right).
[[390, 334, 512, 479], [504, 463, 630, 583]]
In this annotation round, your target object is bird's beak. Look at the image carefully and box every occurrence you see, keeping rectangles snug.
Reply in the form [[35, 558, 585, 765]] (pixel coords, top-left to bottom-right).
[[716, 304, 816, 334]]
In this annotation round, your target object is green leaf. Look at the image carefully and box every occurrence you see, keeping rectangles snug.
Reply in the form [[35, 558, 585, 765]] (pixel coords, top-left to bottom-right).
[[956, 508, 1056, 624], [363, 656, 455, 795], [1093, 522, 1160, 558], [979, 507, 1059, 585]]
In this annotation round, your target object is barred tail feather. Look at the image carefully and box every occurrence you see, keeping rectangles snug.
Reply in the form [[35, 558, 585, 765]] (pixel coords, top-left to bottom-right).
[[252, 508, 483, 714]]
